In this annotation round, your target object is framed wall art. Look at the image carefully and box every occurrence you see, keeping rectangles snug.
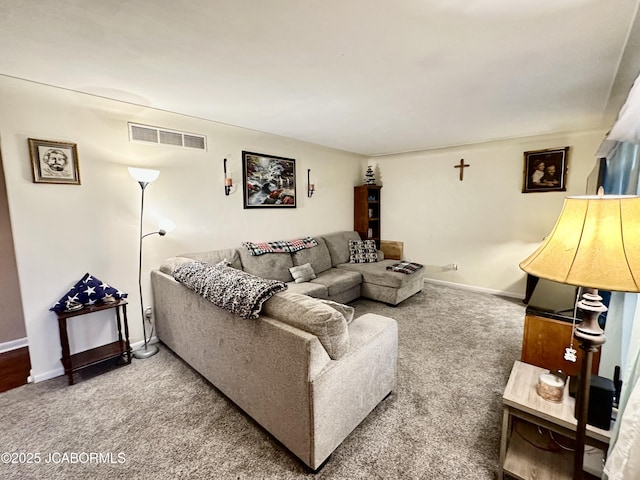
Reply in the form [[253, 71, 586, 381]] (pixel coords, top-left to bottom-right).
[[242, 151, 296, 208], [28, 138, 81, 185], [522, 146, 569, 193]]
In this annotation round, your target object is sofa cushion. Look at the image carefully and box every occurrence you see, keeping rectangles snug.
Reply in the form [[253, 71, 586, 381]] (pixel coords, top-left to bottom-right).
[[160, 256, 196, 275], [180, 248, 242, 270], [173, 261, 287, 319], [320, 231, 362, 267], [289, 263, 317, 283], [311, 268, 362, 297], [348, 239, 379, 263], [338, 259, 424, 288], [292, 237, 332, 274], [319, 299, 355, 324], [238, 247, 294, 283], [262, 291, 349, 360], [285, 281, 328, 298]]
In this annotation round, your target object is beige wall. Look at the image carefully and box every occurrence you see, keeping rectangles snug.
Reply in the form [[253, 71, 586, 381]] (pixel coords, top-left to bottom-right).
[[0, 76, 364, 381], [368, 129, 607, 297], [0, 74, 609, 381]]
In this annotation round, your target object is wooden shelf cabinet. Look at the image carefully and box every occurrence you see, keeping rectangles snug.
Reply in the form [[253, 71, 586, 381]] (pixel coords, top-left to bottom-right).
[[354, 185, 382, 248], [54, 299, 131, 385], [521, 313, 600, 378]]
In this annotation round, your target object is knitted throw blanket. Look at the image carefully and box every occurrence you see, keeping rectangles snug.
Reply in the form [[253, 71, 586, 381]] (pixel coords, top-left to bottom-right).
[[242, 236, 318, 256], [386, 261, 424, 274], [173, 261, 287, 319]]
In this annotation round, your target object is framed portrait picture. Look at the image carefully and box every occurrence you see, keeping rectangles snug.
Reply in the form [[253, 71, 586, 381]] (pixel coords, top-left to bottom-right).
[[28, 138, 81, 185], [242, 151, 296, 208], [522, 146, 569, 193]]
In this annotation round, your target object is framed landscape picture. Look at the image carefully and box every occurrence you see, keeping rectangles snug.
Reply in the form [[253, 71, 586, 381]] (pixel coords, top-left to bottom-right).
[[522, 146, 569, 193], [28, 138, 81, 185], [242, 151, 296, 208]]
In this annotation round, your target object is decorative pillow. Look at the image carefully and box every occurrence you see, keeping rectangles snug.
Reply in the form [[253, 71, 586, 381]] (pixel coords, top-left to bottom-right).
[[51, 273, 127, 312], [262, 291, 349, 360], [319, 299, 355, 324], [348, 239, 379, 263], [173, 261, 286, 319], [289, 263, 316, 283]]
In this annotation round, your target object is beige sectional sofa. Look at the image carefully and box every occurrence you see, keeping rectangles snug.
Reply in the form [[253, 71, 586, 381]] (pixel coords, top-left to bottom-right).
[[150, 231, 422, 470], [232, 230, 423, 306]]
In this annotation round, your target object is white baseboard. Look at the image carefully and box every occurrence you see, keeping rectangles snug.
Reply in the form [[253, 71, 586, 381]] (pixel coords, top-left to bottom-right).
[[31, 336, 160, 384], [0, 337, 28, 354], [424, 278, 524, 300], [33, 367, 64, 383], [131, 336, 159, 350]]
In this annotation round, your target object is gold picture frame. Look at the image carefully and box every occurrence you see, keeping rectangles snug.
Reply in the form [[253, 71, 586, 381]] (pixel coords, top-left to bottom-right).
[[28, 138, 81, 185]]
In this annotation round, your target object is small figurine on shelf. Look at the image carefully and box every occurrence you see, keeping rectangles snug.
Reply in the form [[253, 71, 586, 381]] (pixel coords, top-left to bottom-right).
[[364, 165, 376, 185]]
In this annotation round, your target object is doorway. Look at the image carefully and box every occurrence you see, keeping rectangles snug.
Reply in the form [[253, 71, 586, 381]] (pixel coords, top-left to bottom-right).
[[0, 145, 30, 392]]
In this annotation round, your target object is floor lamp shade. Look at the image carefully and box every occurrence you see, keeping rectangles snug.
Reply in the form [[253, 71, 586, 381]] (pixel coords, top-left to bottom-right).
[[519, 194, 640, 293], [128, 167, 160, 184]]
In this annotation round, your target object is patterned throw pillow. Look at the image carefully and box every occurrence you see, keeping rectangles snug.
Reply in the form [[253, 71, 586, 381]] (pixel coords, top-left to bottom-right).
[[51, 273, 127, 312], [289, 263, 316, 283], [348, 240, 378, 263]]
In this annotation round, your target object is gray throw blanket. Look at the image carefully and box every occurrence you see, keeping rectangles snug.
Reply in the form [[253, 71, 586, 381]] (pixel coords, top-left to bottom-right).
[[173, 261, 287, 319]]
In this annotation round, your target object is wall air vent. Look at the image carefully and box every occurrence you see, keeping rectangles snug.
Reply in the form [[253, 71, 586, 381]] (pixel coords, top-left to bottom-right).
[[128, 123, 207, 151]]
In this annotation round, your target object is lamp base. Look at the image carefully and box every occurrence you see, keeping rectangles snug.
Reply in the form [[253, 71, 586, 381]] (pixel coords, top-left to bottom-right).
[[133, 343, 159, 359]]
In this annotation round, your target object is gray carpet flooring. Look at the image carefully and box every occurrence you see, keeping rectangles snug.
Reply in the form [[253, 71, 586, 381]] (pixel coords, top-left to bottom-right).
[[0, 283, 524, 479]]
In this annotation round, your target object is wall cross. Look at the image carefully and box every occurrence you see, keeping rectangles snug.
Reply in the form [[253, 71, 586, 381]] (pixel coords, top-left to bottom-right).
[[454, 159, 470, 181]]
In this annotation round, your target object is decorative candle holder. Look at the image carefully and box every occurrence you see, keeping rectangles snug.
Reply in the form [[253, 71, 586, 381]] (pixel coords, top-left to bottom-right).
[[307, 169, 315, 197], [224, 158, 233, 195], [536, 371, 566, 402]]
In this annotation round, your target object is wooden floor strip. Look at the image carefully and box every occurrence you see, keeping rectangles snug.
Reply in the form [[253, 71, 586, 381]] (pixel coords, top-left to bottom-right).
[[0, 346, 31, 393]]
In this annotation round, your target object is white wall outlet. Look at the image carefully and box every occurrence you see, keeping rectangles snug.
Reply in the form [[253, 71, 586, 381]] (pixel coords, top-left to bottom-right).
[[452, 263, 458, 271], [144, 306, 153, 320]]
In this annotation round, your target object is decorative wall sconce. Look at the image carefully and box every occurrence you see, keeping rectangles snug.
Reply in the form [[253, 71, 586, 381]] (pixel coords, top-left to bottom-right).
[[307, 169, 315, 197], [224, 158, 233, 195]]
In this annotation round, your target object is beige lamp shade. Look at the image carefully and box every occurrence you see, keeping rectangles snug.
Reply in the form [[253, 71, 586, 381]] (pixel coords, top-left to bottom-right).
[[519, 194, 640, 293]]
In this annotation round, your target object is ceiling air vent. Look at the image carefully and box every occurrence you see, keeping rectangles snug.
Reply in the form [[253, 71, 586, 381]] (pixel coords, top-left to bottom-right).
[[128, 123, 207, 151]]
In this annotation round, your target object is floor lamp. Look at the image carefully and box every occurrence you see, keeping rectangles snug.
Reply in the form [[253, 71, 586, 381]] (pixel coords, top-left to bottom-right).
[[128, 167, 172, 360], [519, 188, 640, 480]]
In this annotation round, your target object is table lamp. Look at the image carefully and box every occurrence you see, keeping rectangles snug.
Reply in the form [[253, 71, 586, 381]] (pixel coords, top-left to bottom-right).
[[519, 187, 640, 480]]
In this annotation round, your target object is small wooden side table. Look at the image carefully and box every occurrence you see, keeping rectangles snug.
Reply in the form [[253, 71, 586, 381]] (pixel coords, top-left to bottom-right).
[[499, 361, 610, 479], [54, 299, 131, 385]]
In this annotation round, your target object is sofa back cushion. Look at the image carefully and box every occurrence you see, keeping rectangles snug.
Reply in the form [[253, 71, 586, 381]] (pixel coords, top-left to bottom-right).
[[238, 247, 294, 283], [320, 231, 362, 267], [160, 256, 196, 275], [292, 237, 332, 274], [262, 291, 349, 360], [180, 248, 242, 270]]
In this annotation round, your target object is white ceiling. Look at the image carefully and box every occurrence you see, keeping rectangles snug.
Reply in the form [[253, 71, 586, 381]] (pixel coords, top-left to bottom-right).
[[1, 0, 640, 156]]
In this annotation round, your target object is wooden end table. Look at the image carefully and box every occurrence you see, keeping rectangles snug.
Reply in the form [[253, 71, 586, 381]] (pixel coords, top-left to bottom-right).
[[499, 361, 611, 479], [54, 299, 131, 385]]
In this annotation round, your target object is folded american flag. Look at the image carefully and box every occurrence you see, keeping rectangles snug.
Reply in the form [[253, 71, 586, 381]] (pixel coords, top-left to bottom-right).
[[243, 236, 319, 256], [386, 261, 424, 274]]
